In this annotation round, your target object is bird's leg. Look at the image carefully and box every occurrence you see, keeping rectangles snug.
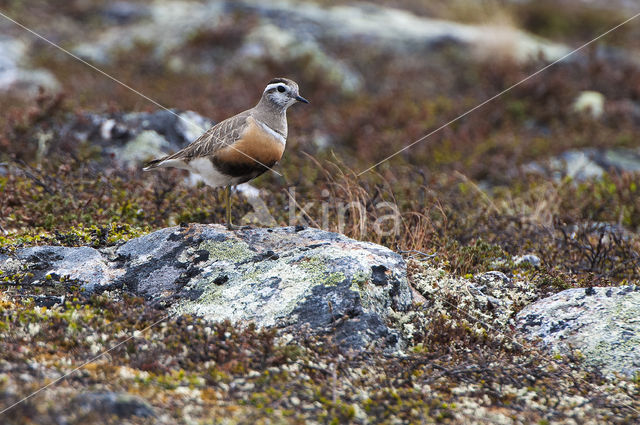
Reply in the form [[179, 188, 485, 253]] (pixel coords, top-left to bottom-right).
[[224, 185, 250, 230], [225, 185, 233, 230]]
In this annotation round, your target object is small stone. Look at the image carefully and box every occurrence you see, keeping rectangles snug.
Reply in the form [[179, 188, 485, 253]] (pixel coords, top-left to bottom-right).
[[101, 1, 150, 24], [573, 90, 605, 118], [514, 254, 541, 268], [72, 391, 155, 418], [240, 382, 255, 391], [476, 271, 511, 285]]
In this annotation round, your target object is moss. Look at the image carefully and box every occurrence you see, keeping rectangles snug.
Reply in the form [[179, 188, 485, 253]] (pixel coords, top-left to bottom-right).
[[444, 238, 514, 276], [0, 224, 149, 253]]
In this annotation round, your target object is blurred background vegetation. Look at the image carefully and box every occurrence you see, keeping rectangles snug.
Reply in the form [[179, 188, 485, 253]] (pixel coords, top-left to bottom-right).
[[1, 0, 640, 285]]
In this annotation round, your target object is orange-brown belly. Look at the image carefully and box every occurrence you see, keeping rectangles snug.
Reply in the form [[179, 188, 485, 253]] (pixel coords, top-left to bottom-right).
[[213, 119, 285, 179]]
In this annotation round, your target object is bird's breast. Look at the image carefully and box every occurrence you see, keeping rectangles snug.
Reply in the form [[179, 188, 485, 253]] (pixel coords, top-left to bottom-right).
[[213, 117, 286, 178]]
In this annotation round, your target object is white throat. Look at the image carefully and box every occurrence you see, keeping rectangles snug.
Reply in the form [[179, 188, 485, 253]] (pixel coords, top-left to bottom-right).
[[256, 119, 286, 145]]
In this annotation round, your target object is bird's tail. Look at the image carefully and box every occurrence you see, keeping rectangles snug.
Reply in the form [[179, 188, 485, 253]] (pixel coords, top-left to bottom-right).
[[142, 156, 167, 171]]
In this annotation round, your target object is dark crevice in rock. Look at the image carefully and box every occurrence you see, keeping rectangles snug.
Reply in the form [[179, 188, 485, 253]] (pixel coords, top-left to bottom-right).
[[214, 275, 229, 285], [174, 265, 204, 289], [389, 277, 404, 311], [306, 243, 330, 250], [371, 265, 389, 286], [192, 250, 210, 264], [249, 250, 279, 262]]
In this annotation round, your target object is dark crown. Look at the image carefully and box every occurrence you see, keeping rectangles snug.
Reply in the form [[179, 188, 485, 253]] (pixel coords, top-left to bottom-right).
[[268, 78, 291, 86]]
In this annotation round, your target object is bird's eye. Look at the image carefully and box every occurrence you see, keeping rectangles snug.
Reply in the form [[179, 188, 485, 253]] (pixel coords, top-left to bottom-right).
[[277, 85, 286, 93]]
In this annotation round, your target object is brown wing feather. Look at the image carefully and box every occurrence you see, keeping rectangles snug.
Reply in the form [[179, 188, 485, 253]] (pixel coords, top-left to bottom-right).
[[144, 111, 251, 170], [169, 111, 250, 160]]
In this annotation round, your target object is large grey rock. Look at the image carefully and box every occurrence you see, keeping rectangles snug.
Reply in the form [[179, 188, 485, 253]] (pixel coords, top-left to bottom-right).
[[71, 0, 569, 92], [0, 225, 413, 350], [57, 109, 213, 170], [0, 36, 60, 95], [236, 0, 568, 62], [516, 286, 640, 377], [1, 245, 122, 292], [72, 0, 362, 91]]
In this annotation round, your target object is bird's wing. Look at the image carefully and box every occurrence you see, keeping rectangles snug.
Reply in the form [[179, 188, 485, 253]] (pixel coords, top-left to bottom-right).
[[165, 110, 251, 162]]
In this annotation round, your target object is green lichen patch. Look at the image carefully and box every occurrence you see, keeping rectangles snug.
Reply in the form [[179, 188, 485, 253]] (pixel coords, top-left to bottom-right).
[[198, 238, 254, 263], [351, 270, 371, 287], [294, 256, 346, 286]]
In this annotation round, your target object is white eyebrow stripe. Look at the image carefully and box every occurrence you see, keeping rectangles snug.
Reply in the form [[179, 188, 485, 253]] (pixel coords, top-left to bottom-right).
[[264, 83, 288, 92]]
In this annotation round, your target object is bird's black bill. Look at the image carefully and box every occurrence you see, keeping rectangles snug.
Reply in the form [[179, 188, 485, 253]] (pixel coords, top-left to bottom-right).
[[295, 95, 310, 104]]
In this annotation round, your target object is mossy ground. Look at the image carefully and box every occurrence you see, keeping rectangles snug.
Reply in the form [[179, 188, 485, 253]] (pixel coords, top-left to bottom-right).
[[2, 0, 640, 423], [1, 291, 639, 424]]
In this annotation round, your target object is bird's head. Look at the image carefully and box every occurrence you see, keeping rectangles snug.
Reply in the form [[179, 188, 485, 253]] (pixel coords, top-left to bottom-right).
[[262, 78, 309, 110]]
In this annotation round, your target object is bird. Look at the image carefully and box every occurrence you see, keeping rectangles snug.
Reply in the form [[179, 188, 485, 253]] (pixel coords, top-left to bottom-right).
[[143, 78, 309, 229]]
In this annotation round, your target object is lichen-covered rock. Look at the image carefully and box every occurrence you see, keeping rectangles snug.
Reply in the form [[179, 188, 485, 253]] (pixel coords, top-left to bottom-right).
[[71, 0, 569, 93], [0, 225, 413, 351], [516, 286, 640, 377], [236, 0, 569, 62], [2, 245, 122, 292], [121, 225, 412, 350], [0, 36, 60, 96], [73, 1, 226, 64], [51, 109, 213, 170]]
